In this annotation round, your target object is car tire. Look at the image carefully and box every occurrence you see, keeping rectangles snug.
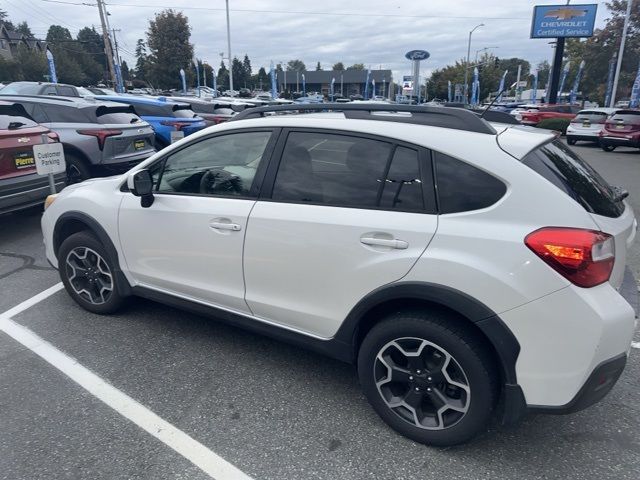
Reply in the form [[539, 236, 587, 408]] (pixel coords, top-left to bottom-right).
[[601, 144, 616, 152], [65, 153, 91, 184], [567, 137, 577, 145], [358, 310, 498, 446], [58, 231, 127, 314]]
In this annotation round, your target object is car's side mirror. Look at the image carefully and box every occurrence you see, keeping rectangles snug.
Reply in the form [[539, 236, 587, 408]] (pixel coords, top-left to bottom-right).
[[127, 169, 154, 208]]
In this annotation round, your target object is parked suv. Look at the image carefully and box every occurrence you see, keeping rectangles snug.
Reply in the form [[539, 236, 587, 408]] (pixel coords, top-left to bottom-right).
[[0, 81, 80, 97], [598, 110, 640, 151], [0, 95, 156, 183], [0, 100, 64, 214], [566, 108, 619, 145], [41, 104, 638, 446]]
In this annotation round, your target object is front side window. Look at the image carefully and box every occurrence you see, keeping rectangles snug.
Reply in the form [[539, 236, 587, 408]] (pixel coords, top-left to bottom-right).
[[155, 131, 272, 197], [271, 131, 425, 211], [56, 86, 76, 97]]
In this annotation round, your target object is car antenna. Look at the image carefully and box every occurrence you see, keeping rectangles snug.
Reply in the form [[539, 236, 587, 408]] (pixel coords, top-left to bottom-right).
[[480, 81, 518, 118]]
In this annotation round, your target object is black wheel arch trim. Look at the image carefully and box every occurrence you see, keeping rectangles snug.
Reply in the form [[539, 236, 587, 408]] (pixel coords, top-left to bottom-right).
[[53, 211, 132, 296]]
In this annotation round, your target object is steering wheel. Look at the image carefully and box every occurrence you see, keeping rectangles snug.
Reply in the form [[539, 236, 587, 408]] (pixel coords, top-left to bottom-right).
[[199, 169, 243, 195]]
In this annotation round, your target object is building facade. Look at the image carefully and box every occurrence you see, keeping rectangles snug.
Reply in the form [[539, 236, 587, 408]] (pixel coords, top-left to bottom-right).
[[278, 69, 393, 97], [0, 24, 47, 61]]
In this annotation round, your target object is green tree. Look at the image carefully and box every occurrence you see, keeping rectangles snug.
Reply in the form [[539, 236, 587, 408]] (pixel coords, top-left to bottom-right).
[[146, 9, 194, 89], [76, 26, 104, 84], [231, 56, 246, 88], [332, 62, 345, 71], [15, 44, 46, 81], [217, 60, 229, 90], [121, 60, 130, 81], [256, 66, 269, 90], [286, 59, 306, 72], [242, 54, 252, 78], [347, 63, 365, 70], [46, 25, 87, 85], [315, 61, 322, 71], [134, 39, 148, 80], [0, 56, 20, 82], [536, 60, 551, 88], [0, 9, 15, 30], [15, 21, 32, 37]]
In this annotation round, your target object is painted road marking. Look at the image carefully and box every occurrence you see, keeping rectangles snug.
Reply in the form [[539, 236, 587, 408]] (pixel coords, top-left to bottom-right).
[[0, 283, 253, 480]]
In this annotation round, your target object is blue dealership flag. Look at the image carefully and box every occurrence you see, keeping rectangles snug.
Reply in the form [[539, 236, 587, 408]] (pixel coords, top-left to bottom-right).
[[302, 73, 306, 96], [447, 80, 452, 102], [630, 61, 640, 108], [558, 61, 571, 102], [270, 61, 277, 99], [371, 78, 375, 98], [331, 77, 335, 100], [569, 60, 585, 105], [193, 58, 201, 91], [213, 72, 217, 96], [114, 63, 124, 93], [179, 68, 186, 93], [471, 67, 479, 106], [531, 69, 538, 103], [45, 48, 57, 83], [604, 56, 616, 107]]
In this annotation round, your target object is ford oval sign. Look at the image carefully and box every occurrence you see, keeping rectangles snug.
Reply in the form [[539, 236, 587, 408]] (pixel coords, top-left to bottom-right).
[[405, 50, 430, 61]]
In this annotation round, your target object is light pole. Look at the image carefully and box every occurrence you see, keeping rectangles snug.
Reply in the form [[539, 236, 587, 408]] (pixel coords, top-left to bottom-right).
[[225, 0, 233, 94], [475, 46, 498, 64], [464, 23, 484, 103], [610, 0, 633, 107]]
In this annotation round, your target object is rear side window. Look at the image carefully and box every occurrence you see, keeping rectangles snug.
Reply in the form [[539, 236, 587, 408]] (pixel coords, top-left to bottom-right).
[[522, 140, 624, 218], [271, 131, 426, 211], [20, 102, 48, 123], [434, 152, 506, 214], [41, 105, 90, 123], [56, 86, 77, 97]]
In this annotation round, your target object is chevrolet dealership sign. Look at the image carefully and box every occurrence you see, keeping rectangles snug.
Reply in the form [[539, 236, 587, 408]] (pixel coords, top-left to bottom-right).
[[530, 4, 598, 38]]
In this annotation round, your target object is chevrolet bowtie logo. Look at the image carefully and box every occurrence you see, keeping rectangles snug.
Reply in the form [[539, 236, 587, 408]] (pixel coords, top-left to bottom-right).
[[544, 8, 588, 20]]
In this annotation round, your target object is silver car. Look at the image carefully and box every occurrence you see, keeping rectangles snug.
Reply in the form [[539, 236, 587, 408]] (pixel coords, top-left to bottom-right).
[[566, 108, 619, 145], [0, 95, 156, 183]]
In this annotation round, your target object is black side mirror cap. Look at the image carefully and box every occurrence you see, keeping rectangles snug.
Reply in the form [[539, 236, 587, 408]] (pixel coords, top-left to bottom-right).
[[128, 169, 154, 208]]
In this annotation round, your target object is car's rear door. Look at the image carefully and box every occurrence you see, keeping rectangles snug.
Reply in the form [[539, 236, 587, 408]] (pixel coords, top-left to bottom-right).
[[243, 129, 438, 338], [118, 128, 277, 313]]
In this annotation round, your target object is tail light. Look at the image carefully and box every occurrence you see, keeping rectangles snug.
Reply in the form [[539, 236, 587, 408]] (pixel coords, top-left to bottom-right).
[[161, 121, 191, 130], [525, 227, 615, 288], [77, 129, 122, 150], [212, 115, 229, 125]]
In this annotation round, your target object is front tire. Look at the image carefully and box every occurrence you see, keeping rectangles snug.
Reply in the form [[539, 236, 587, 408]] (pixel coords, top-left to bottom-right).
[[567, 137, 577, 145], [358, 310, 498, 446], [601, 144, 616, 152], [58, 231, 127, 314], [65, 153, 92, 185]]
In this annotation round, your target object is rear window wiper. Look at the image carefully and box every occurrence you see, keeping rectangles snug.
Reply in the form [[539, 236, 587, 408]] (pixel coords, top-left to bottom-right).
[[8, 121, 26, 130], [612, 186, 629, 202]]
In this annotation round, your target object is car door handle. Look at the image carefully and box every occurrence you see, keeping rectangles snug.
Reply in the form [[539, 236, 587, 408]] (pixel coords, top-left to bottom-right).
[[360, 237, 408, 249], [209, 221, 242, 231]]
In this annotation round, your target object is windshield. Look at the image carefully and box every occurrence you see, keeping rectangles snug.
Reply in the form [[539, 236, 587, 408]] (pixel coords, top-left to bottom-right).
[[0, 83, 41, 95]]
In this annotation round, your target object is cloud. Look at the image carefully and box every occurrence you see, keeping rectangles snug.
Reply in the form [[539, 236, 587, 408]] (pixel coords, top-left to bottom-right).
[[4, 0, 612, 83]]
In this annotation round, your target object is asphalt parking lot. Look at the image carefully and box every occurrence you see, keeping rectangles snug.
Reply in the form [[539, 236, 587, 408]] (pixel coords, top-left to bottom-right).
[[1, 142, 639, 480]]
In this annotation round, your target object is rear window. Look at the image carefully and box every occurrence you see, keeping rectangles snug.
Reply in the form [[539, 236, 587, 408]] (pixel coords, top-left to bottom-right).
[[129, 103, 168, 117], [574, 112, 608, 122], [609, 111, 640, 124], [522, 140, 624, 218], [96, 106, 141, 124], [172, 106, 197, 118], [189, 103, 214, 114], [0, 83, 41, 95], [0, 115, 38, 129]]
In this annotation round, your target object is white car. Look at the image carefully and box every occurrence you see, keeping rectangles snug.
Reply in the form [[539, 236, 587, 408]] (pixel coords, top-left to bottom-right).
[[510, 104, 540, 121], [566, 108, 619, 145], [41, 104, 638, 446]]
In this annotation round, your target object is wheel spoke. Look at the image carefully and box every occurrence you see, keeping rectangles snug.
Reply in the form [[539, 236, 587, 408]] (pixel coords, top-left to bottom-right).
[[65, 246, 113, 306]]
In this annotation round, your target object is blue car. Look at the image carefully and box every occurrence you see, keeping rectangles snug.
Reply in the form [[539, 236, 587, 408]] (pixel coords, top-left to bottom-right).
[[97, 95, 207, 148]]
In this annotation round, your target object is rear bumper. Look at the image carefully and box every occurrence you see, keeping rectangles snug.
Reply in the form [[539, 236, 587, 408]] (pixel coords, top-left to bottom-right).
[[0, 172, 66, 215], [599, 136, 640, 148], [529, 353, 627, 414], [566, 132, 599, 141]]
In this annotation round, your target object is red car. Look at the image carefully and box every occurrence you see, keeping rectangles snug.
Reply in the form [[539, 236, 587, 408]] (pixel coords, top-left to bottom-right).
[[0, 100, 64, 215], [598, 110, 640, 152], [519, 104, 581, 126]]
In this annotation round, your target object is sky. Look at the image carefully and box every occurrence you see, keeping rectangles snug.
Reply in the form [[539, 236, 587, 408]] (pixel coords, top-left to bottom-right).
[[1, 0, 614, 82]]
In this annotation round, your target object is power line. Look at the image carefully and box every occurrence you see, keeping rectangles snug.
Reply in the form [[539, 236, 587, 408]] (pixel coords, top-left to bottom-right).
[[36, 0, 528, 20]]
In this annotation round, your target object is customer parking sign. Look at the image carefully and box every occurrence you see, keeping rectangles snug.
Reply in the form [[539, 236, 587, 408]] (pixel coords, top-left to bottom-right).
[[530, 4, 598, 38]]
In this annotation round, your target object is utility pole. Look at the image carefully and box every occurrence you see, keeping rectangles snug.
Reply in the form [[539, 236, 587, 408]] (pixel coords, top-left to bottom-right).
[[225, 0, 234, 93], [96, 0, 117, 88], [610, 0, 633, 107]]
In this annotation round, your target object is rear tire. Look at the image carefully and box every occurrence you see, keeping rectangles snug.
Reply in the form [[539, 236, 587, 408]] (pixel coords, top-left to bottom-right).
[[358, 310, 498, 446], [601, 144, 616, 152], [567, 137, 577, 145], [65, 153, 91, 184], [58, 231, 127, 314]]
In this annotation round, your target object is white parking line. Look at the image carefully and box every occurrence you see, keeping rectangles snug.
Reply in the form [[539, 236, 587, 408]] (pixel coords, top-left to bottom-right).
[[0, 283, 253, 480]]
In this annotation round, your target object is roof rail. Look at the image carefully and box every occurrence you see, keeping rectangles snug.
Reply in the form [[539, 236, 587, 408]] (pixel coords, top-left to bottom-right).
[[229, 103, 497, 134]]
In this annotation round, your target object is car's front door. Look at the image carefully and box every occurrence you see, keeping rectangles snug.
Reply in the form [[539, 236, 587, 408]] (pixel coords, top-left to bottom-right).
[[243, 129, 438, 338], [118, 129, 276, 313]]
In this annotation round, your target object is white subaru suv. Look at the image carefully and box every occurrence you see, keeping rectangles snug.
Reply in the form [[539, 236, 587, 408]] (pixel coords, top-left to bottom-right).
[[41, 104, 638, 446]]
